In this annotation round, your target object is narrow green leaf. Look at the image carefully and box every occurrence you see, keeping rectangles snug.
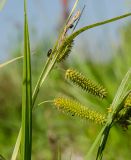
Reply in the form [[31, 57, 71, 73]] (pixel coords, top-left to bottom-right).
[[0, 51, 38, 69], [96, 123, 112, 160], [110, 68, 131, 114], [21, 0, 32, 160]]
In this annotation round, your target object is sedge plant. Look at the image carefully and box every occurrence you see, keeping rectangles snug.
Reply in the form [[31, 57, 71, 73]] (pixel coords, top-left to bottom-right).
[[0, 0, 131, 159]]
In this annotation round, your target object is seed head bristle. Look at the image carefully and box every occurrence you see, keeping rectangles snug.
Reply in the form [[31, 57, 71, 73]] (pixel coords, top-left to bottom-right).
[[54, 97, 106, 125], [65, 69, 107, 99]]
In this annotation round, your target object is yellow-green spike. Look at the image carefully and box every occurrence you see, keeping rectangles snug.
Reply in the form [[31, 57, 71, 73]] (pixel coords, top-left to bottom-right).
[[54, 97, 106, 125], [57, 40, 74, 62], [65, 69, 107, 99]]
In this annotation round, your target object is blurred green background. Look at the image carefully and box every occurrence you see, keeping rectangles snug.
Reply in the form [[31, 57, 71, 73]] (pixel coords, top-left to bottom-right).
[[0, 1, 131, 160]]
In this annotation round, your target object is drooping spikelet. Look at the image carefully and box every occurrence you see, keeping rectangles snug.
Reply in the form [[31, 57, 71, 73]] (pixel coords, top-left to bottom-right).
[[54, 97, 106, 125], [65, 69, 107, 99], [57, 40, 74, 62]]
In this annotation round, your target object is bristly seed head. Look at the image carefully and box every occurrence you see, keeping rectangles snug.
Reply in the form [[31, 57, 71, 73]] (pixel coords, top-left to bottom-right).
[[57, 40, 74, 62], [65, 69, 107, 99], [54, 97, 106, 125]]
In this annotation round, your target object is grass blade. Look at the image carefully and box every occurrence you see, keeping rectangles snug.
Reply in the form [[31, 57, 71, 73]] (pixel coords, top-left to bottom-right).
[[0, 51, 38, 69], [0, 56, 23, 69], [21, 0, 32, 159], [11, 128, 22, 160], [110, 68, 131, 114]]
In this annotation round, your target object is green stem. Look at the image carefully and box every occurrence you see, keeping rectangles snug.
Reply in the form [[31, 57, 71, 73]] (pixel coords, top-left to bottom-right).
[[69, 13, 131, 40]]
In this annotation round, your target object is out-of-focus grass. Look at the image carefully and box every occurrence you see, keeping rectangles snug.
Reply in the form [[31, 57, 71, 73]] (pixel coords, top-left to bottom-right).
[[0, 23, 131, 159]]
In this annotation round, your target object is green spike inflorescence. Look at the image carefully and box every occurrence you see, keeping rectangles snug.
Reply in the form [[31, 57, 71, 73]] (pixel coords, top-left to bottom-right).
[[65, 68, 107, 99], [57, 40, 74, 62], [54, 97, 106, 125]]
